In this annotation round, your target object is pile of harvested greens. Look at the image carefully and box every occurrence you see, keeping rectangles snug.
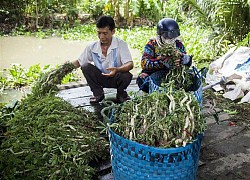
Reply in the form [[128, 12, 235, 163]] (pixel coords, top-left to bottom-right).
[[104, 82, 206, 148], [0, 62, 109, 179]]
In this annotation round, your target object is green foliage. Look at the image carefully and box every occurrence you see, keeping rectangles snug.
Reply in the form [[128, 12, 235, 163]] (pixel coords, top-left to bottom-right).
[[0, 64, 80, 90], [116, 26, 156, 51], [216, 0, 250, 41], [136, 0, 164, 22], [181, 0, 250, 43], [61, 72, 79, 84], [2, 0, 249, 72], [0, 94, 108, 179], [87, 0, 106, 19], [1, 0, 249, 45], [105, 83, 206, 148], [237, 32, 250, 47], [0, 74, 7, 95], [180, 23, 231, 64], [2, 64, 49, 88], [60, 24, 97, 41], [6, 64, 38, 87]]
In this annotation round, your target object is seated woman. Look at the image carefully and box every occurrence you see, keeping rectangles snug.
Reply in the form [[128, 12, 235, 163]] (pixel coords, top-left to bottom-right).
[[136, 18, 192, 93]]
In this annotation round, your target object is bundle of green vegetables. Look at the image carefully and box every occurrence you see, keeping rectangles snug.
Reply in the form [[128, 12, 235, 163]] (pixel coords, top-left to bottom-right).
[[156, 43, 182, 62], [156, 43, 193, 91], [32, 62, 76, 96], [0, 95, 109, 179], [105, 82, 206, 148]]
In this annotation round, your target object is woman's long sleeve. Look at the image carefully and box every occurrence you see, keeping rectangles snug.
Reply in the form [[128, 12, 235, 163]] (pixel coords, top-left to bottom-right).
[[140, 40, 165, 71]]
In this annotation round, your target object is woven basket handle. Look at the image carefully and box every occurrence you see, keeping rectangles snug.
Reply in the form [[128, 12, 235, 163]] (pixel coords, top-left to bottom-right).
[[101, 100, 116, 123]]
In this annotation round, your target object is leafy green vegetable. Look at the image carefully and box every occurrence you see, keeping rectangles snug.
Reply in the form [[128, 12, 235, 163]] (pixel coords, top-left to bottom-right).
[[0, 61, 109, 179], [0, 94, 108, 179], [156, 43, 193, 91], [31, 62, 76, 96], [103, 82, 206, 148]]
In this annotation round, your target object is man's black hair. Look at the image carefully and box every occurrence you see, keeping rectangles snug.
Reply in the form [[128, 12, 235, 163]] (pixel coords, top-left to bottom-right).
[[96, 15, 115, 31]]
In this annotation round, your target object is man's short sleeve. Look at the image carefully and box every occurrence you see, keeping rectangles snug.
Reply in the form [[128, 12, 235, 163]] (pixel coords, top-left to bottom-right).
[[119, 40, 133, 64], [78, 44, 93, 67]]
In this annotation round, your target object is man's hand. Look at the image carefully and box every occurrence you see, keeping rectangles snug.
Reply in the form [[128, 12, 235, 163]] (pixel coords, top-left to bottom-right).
[[102, 61, 133, 77], [102, 67, 117, 77], [71, 60, 80, 68]]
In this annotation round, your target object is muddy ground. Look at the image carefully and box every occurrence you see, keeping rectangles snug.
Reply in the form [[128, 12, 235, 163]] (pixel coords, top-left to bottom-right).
[[197, 90, 250, 180]]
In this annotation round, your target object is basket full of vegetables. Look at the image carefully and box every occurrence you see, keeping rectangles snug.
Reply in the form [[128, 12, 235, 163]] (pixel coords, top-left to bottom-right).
[[101, 43, 207, 179], [102, 81, 206, 180]]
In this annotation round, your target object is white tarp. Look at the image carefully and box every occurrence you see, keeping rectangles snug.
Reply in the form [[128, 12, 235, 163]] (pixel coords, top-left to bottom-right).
[[205, 46, 250, 103]]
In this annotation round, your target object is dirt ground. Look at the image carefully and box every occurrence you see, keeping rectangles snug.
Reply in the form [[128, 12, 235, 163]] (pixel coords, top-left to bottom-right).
[[196, 90, 250, 180]]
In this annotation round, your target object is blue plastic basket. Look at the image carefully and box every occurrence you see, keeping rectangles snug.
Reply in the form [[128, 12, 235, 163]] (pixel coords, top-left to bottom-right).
[[109, 129, 203, 180], [108, 66, 206, 179]]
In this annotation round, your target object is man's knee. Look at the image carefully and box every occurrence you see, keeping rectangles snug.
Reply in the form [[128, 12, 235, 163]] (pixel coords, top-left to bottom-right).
[[118, 72, 133, 82], [81, 63, 94, 71], [81, 63, 102, 77]]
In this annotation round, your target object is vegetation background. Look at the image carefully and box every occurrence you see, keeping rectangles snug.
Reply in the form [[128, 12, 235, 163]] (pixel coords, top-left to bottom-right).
[[0, 0, 250, 91]]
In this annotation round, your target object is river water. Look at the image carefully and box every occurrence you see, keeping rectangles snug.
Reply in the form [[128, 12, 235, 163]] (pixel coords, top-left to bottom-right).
[[0, 36, 89, 70], [0, 36, 89, 104], [0, 36, 141, 104]]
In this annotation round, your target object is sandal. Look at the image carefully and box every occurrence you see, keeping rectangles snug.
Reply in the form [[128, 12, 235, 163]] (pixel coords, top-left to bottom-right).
[[116, 91, 130, 103], [90, 94, 105, 104]]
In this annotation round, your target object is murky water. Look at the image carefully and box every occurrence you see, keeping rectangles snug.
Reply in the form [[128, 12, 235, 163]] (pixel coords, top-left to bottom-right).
[[0, 36, 90, 70], [0, 36, 140, 69], [0, 36, 140, 73], [0, 36, 89, 103]]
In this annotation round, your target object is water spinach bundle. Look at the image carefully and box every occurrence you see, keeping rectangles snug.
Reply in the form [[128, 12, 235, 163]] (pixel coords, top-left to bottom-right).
[[109, 82, 206, 148]]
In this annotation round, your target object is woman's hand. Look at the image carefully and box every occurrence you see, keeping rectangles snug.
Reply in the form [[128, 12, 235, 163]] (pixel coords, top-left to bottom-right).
[[162, 57, 181, 67], [139, 73, 148, 78], [174, 59, 181, 67]]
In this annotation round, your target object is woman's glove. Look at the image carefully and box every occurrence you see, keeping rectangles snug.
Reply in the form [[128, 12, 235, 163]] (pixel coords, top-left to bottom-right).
[[181, 54, 192, 66]]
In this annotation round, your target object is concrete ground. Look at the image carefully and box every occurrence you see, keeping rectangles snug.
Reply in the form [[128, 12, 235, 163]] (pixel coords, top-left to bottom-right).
[[57, 78, 250, 180]]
